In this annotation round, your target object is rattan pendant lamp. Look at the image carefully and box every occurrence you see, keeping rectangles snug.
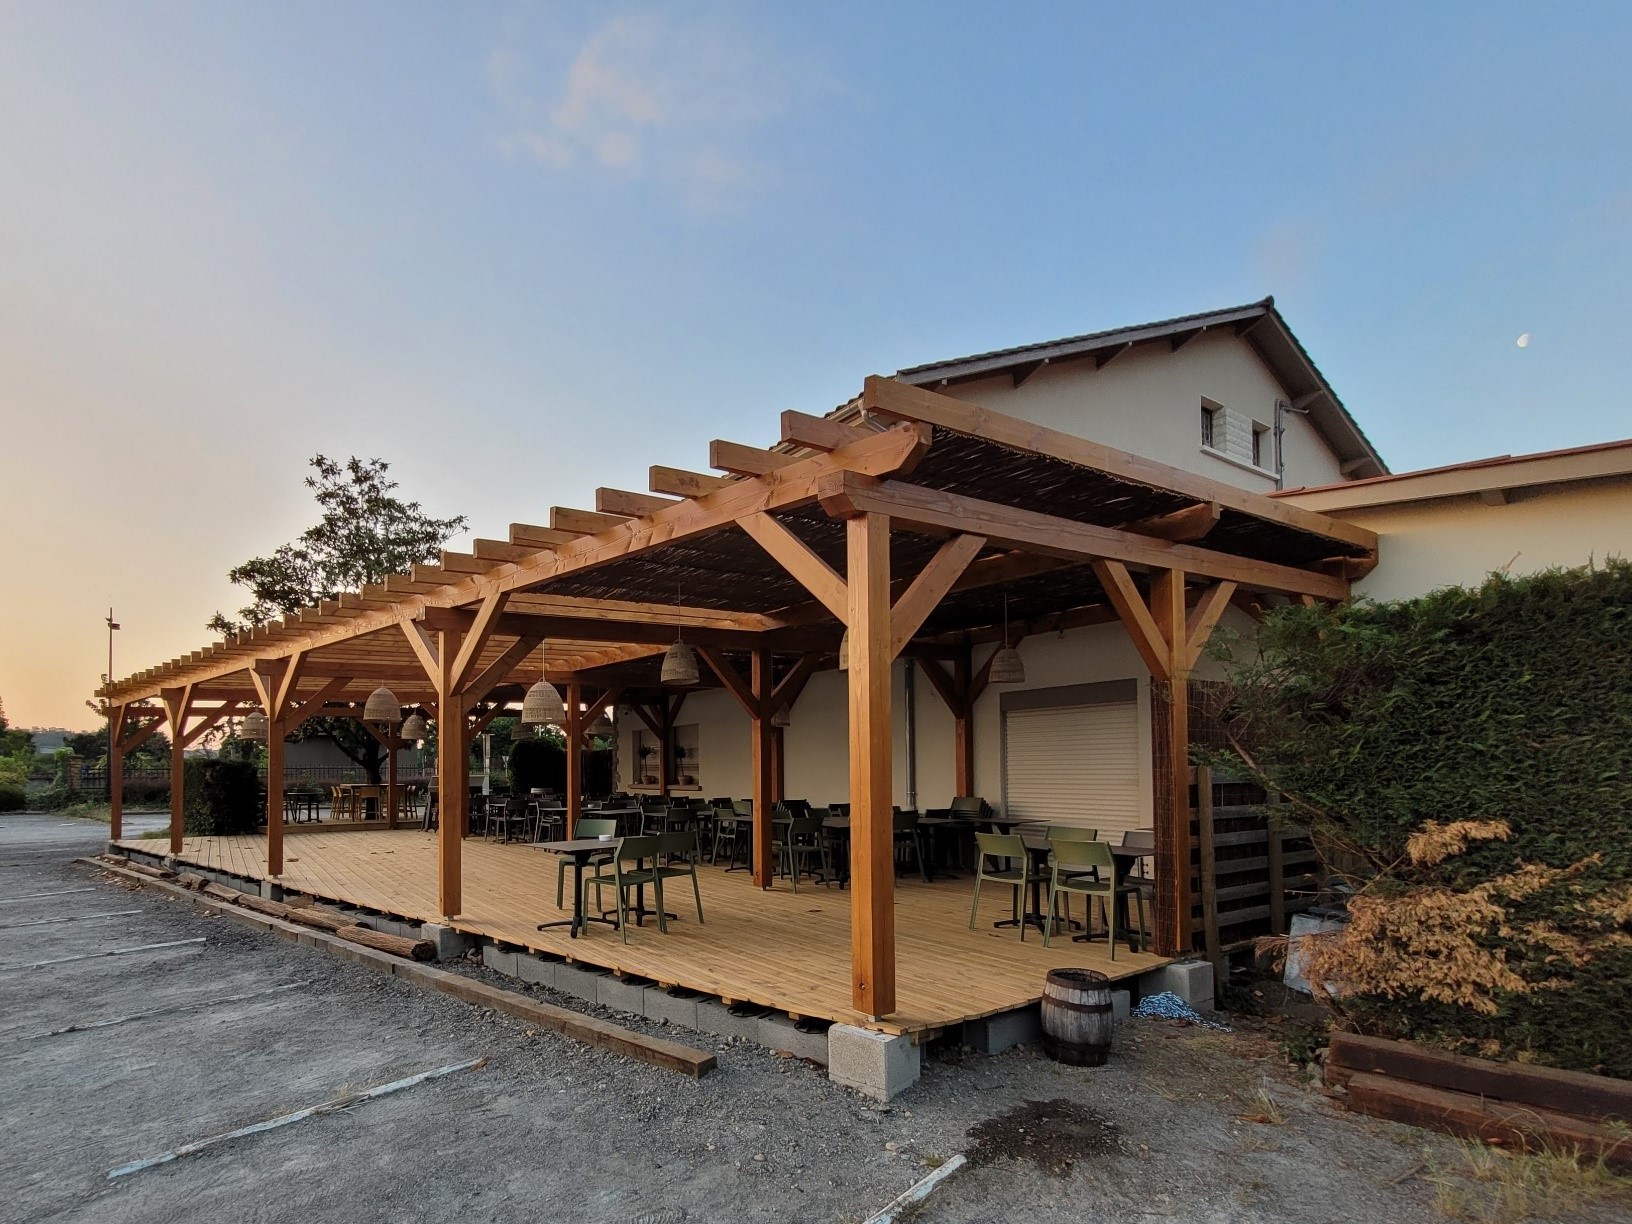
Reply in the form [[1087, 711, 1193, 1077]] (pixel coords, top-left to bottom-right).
[[988, 595, 1026, 685], [520, 641, 565, 731], [400, 709, 429, 741], [661, 580, 699, 686], [363, 684, 402, 725], [240, 709, 269, 741]]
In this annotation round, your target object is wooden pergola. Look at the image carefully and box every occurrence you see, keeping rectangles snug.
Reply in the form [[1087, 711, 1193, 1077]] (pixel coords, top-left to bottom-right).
[[97, 378, 1376, 1020]]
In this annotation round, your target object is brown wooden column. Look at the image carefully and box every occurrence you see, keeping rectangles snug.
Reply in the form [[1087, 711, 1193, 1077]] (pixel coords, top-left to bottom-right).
[[266, 716, 286, 875], [107, 704, 127, 841], [385, 726, 399, 828], [1149, 568, 1191, 955], [564, 679, 583, 838], [437, 688, 469, 918], [160, 686, 193, 854], [749, 646, 774, 886], [770, 727, 785, 805], [847, 512, 895, 1018], [952, 650, 974, 796]]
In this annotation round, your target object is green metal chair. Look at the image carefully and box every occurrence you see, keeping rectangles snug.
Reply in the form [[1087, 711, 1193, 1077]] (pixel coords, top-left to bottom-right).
[[1043, 838, 1146, 957], [969, 831, 1038, 938], [1046, 824, 1098, 842], [558, 817, 618, 908], [777, 814, 829, 892], [600, 834, 663, 943], [651, 829, 705, 927]]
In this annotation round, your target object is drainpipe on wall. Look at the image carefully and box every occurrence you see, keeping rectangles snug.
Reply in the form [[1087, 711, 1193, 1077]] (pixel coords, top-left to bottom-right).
[[904, 660, 918, 812], [1272, 399, 1288, 490]]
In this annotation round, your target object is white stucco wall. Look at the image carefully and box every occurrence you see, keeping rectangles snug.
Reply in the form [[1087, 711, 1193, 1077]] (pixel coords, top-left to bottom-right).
[[930, 330, 1346, 491], [1321, 481, 1632, 603], [614, 606, 1254, 814]]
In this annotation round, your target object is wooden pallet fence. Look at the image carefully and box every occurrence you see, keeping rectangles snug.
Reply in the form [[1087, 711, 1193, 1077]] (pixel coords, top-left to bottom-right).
[[1190, 764, 1322, 971]]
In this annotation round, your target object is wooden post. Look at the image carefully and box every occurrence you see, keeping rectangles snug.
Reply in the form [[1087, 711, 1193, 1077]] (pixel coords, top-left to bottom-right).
[[847, 512, 895, 1018], [1150, 568, 1193, 956], [266, 716, 286, 876], [770, 726, 785, 804], [750, 646, 774, 887], [437, 691, 469, 918], [108, 704, 127, 842], [386, 728, 399, 828], [953, 649, 974, 797], [564, 679, 583, 838], [659, 695, 674, 798], [161, 686, 192, 855]]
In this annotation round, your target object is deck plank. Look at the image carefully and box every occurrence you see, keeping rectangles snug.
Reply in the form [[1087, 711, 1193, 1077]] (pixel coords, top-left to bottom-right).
[[126, 830, 1170, 1034]]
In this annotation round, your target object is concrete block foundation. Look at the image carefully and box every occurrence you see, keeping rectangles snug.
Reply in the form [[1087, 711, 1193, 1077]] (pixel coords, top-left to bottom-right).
[[514, 954, 557, 988], [827, 1024, 920, 1100], [644, 988, 700, 1029], [421, 923, 476, 962], [596, 976, 649, 1017], [758, 1015, 830, 1065], [554, 962, 606, 1005], [695, 999, 765, 1043], [964, 1006, 1041, 1054], [481, 944, 519, 977], [1138, 960, 1215, 1011]]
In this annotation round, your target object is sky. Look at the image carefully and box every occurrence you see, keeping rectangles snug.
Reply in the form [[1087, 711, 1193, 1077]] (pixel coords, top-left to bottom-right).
[[2, 2, 1628, 729]]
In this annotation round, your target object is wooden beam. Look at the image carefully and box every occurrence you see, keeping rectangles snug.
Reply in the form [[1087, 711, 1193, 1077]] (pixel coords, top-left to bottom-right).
[[768, 652, 822, 716], [552, 506, 626, 535], [649, 466, 731, 499], [1129, 501, 1222, 544], [860, 375, 1378, 554], [438, 551, 502, 574], [828, 474, 1352, 602], [696, 647, 757, 719], [847, 512, 895, 1018], [737, 513, 849, 620], [289, 676, 349, 728], [102, 424, 932, 704], [781, 409, 870, 453], [466, 635, 543, 704], [888, 534, 986, 658], [914, 656, 961, 714], [1091, 560, 1171, 682], [399, 620, 440, 681], [475, 538, 537, 563], [1183, 581, 1238, 672], [434, 624, 467, 918], [108, 704, 127, 840], [449, 591, 511, 692], [510, 523, 579, 548], [710, 439, 799, 477], [597, 487, 677, 517]]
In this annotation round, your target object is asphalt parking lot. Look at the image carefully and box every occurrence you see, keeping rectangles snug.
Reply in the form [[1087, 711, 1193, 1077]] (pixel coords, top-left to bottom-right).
[[3, 812, 1557, 1224]]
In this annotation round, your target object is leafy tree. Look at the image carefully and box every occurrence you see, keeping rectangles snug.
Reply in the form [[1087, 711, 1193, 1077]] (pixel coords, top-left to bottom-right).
[[0, 697, 33, 758], [63, 724, 172, 770], [209, 455, 467, 781]]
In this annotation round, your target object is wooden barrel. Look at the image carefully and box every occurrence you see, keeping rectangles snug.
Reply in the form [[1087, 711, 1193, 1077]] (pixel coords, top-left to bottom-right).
[[1040, 968, 1114, 1066]]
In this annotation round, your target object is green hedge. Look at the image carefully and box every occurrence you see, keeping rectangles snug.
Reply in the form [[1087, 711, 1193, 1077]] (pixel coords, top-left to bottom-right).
[[182, 758, 262, 836], [1211, 561, 1632, 1077], [0, 782, 25, 812]]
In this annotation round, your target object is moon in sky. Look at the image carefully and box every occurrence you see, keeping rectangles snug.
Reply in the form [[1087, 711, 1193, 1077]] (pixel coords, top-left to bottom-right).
[[1516, 333, 1531, 348]]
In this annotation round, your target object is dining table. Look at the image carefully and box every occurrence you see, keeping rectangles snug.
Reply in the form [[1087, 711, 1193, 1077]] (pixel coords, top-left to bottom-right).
[[535, 838, 620, 938], [1018, 829, 1154, 947]]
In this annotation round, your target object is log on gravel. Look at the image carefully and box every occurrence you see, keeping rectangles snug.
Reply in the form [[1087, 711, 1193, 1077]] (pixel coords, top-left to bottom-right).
[[335, 924, 435, 961], [279, 905, 354, 934], [1345, 1072, 1632, 1169], [200, 882, 243, 904], [232, 893, 293, 920], [121, 861, 177, 881], [175, 873, 207, 892]]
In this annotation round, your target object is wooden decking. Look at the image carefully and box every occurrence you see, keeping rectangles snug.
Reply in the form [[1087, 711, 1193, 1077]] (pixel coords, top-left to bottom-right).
[[120, 829, 1169, 1035]]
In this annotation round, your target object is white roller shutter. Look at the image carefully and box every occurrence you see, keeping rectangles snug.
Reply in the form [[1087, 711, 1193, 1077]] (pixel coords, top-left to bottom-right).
[[1003, 701, 1142, 834]]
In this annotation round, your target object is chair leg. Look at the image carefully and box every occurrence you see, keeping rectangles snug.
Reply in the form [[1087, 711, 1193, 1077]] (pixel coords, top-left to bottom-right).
[[690, 868, 704, 923], [968, 873, 981, 929], [1107, 897, 1117, 961], [1043, 883, 1058, 947], [555, 859, 566, 909], [653, 876, 668, 934]]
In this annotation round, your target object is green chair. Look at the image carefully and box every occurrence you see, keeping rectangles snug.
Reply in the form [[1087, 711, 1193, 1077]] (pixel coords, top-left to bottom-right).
[[599, 834, 663, 943], [558, 817, 618, 908], [777, 814, 829, 892], [969, 832, 1039, 938], [651, 829, 705, 926], [1046, 824, 1097, 842], [1043, 839, 1146, 957]]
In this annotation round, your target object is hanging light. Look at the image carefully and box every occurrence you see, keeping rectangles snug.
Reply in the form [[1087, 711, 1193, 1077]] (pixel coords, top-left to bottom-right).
[[661, 640, 699, 686], [363, 685, 401, 724], [989, 594, 1026, 684], [770, 705, 791, 729], [589, 705, 615, 735], [240, 710, 269, 741], [521, 641, 565, 730], [661, 578, 698, 686], [400, 710, 428, 741], [837, 630, 849, 671]]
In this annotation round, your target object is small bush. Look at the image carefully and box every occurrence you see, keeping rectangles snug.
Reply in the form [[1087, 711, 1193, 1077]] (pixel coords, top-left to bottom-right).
[[182, 758, 262, 835], [508, 735, 565, 795], [0, 782, 25, 812]]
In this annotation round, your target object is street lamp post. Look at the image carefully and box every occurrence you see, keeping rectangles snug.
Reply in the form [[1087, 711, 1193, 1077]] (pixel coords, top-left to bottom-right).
[[104, 608, 120, 804]]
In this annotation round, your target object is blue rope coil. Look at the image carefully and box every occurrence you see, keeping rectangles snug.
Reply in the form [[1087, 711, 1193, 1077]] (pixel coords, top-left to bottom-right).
[[1132, 990, 1232, 1031]]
